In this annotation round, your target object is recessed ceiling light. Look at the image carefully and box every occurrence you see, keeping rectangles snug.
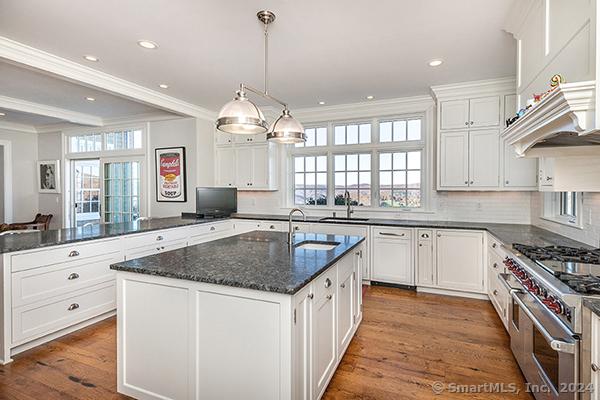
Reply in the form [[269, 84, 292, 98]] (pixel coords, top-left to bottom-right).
[[366, 95, 374, 100], [137, 40, 158, 49], [318, 101, 325, 105], [85, 97, 96, 102], [83, 55, 99, 62], [428, 59, 443, 67], [159, 84, 169, 89], [0, 112, 5, 117]]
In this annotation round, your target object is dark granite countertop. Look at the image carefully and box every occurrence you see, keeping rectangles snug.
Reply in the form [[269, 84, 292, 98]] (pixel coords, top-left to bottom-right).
[[231, 213, 591, 249], [0, 211, 591, 255], [584, 298, 600, 317], [0, 216, 228, 254], [110, 231, 365, 294]]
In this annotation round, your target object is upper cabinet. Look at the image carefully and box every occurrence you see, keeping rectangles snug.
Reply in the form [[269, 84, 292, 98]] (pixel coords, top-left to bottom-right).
[[440, 96, 500, 130], [432, 79, 537, 191], [214, 130, 278, 191]]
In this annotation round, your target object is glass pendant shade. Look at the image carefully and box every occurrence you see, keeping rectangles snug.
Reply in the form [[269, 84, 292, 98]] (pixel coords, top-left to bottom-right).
[[267, 109, 306, 144], [215, 91, 269, 134]]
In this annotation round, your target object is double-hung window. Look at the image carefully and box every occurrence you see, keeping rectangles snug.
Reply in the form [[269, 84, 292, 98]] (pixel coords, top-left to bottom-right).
[[543, 192, 582, 227], [291, 116, 426, 210]]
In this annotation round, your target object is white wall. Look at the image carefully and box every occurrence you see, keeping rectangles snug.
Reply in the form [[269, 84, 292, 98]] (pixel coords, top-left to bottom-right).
[[0, 128, 38, 223], [531, 192, 600, 247], [148, 117, 214, 218], [37, 132, 63, 229], [0, 146, 4, 222]]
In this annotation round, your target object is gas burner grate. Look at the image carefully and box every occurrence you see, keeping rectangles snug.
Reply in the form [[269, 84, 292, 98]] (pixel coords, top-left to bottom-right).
[[513, 244, 600, 265], [559, 273, 600, 295]]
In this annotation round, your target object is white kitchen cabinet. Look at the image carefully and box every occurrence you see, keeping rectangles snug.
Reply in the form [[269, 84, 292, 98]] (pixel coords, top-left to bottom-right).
[[215, 131, 233, 146], [233, 133, 267, 144], [416, 230, 435, 286], [293, 286, 312, 400], [469, 96, 500, 128], [539, 157, 555, 190], [234, 144, 277, 191], [503, 141, 538, 189], [371, 227, 414, 285], [215, 147, 236, 187], [439, 131, 469, 187], [337, 255, 354, 354], [440, 96, 500, 130], [312, 268, 337, 400], [469, 129, 500, 187], [353, 244, 363, 325], [440, 99, 470, 130], [591, 312, 600, 400], [436, 230, 485, 293]]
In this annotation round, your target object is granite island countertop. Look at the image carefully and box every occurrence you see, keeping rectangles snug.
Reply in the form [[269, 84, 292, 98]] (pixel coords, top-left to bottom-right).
[[584, 298, 600, 318], [110, 231, 365, 294]]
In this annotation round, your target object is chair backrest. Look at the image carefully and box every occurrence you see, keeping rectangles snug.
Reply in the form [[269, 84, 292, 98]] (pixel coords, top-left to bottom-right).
[[34, 214, 53, 230]]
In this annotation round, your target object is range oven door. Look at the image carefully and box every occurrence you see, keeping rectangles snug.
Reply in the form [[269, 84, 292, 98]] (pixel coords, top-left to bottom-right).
[[511, 290, 579, 400]]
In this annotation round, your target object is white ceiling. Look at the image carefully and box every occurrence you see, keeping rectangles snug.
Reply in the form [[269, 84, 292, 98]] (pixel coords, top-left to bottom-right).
[[0, 108, 64, 126], [0, 0, 517, 112]]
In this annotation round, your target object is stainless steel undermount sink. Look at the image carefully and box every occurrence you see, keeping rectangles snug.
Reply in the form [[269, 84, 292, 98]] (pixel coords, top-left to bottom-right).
[[295, 241, 340, 251], [319, 217, 369, 222]]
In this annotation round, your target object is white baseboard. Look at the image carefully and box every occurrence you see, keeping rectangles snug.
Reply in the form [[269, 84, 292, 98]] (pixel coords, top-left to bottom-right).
[[416, 286, 489, 300]]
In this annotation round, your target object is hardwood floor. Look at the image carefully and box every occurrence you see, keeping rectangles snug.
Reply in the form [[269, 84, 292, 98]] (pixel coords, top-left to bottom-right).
[[0, 286, 531, 400]]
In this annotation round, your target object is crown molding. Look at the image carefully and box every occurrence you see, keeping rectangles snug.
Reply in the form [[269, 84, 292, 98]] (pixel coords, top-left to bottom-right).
[[292, 95, 435, 123], [430, 77, 516, 101], [0, 120, 37, 134], [0, 95, 103, 126], [0, 36, 216, 120], [503, 0, 537, 38]]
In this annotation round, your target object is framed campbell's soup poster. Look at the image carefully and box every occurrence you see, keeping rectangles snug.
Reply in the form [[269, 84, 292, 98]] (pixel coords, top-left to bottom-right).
[[155, 147, 187, 202]]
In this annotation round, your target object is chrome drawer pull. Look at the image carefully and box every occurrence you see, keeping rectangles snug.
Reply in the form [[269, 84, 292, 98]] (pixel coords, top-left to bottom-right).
[[324, 278, 332, 288], [68, 250, 80, 257], [67, 273, 80, 280], [156, 235, 164, 241], [379, 232, 405, 237], [421, 233, 429, 238], [67, 303, 80, 311], [326, 294, 332, 300]]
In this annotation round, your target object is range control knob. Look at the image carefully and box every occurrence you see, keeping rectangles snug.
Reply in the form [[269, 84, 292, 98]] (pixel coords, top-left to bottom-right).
[[543, 296, 564, 315]]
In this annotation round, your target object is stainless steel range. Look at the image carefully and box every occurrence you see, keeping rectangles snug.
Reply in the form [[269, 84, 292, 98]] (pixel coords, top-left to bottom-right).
[[501, 244, 600, 400]]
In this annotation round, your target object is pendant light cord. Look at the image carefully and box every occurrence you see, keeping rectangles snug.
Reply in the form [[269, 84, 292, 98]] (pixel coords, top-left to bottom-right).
[[263, 22, 269, 95]]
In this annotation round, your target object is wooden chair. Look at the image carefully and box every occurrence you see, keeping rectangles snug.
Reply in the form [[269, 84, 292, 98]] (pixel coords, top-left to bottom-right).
[[8, 213, 53, 231]]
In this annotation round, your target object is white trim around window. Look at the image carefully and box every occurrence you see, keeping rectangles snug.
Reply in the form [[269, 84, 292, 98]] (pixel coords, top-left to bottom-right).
[[289, 113, 431, 212], [541, 192, 584, 229]]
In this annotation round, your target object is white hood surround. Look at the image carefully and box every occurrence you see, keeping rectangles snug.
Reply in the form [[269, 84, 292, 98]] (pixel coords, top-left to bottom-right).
[[501, 81, 599, 157]]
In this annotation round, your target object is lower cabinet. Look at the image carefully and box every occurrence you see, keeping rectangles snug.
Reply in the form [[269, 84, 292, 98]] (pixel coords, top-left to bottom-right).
[[416, 229, 485, 295], [436, 230, 485, 293], [293, 243, 364, 400], [591, 312, 600, 400], [371, 227, 414, 285]]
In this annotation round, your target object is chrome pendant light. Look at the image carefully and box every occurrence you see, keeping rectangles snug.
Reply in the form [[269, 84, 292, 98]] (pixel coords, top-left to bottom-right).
[[215, 10, 305, 144]]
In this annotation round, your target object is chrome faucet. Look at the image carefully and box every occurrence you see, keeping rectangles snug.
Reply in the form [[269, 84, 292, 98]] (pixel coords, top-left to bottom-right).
[[288, 208, 306, 245], [344, 191, 354, 219]]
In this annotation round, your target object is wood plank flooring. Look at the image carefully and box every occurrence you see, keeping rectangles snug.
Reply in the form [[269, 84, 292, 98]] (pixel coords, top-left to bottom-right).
[[0, 286, 532, 400]]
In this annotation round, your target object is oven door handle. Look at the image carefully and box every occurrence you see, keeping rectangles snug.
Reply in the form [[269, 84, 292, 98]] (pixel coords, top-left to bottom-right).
[[511, 291, 577, 355]]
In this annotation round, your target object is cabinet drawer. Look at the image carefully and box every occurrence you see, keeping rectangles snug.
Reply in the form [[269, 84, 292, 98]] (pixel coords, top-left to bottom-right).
[[11, 238, 121, 273], [12, 252, 120, 307], [125, 239, 187, 261], [123, 228, 188, 250], [371, 226, 412, 240], [188, 221, 233, 239], [313, 266, 337, 302], [12, 282, 116, 344]]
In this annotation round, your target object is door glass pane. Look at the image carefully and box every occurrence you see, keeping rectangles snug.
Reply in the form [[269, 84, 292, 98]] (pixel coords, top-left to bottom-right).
[[103, 160, 141, 224], [73, 159, 101, 227]]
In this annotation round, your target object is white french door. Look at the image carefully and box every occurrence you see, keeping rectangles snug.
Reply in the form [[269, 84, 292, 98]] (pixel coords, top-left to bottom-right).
[[70, 157, 145, 227]]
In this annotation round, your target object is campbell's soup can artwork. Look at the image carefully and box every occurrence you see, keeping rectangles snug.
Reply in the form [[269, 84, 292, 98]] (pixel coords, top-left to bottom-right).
[[159, 152, 182, 198]]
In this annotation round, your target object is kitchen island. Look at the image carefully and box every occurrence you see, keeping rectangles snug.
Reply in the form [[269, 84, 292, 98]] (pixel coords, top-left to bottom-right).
[[110, 230, 365, 400]]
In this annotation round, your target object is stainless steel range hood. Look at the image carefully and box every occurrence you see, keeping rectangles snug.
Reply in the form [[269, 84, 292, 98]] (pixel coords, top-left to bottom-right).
[[502, 81, 598, 157]]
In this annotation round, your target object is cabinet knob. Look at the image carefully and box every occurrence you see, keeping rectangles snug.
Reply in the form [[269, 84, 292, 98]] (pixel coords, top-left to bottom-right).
[[210, 226, 216, 231], [67, 272, 80, 280], [592, 363, 599, 372], [465, 122, 469, 126], [437, 233, 441, 237], [326, 294, 333, 300], [324, 278, 332, 288], [340, 283, 346, 288], [67, 303, 80, 311], [470, 181, 474, 185], [68, 250, 80, 257], [294, 226, 300, 231], [464, 181, 468, 185], [546, 176, 553, 181], [492, 243, 497, 248], [493, 263, 498, 269], [156, 235, 164, 241], [470, 121, 474, 125], [419, 243, 423, 247], [421, 233, 429, 238], [505, 180, 509, 185], [493, 290, 498, 296], [307, 293, 314, 299]]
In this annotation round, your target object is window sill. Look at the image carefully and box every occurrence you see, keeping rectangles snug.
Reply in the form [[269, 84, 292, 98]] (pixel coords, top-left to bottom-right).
[[284, 205, 436, 215], [539, 216, 584, 230]]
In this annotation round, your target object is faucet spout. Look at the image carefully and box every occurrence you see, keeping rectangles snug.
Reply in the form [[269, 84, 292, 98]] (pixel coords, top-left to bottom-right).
[[288, 208, 306, 245], [344, 191, 354, 219]]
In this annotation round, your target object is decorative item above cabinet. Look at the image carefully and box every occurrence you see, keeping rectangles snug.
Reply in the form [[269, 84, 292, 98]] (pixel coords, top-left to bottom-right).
[[432, 78, 537, 191]]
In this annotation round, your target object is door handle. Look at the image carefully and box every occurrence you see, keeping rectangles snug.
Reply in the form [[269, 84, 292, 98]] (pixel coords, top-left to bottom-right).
[[324, 278, 332, 288], [68, 250, 80, 257]]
